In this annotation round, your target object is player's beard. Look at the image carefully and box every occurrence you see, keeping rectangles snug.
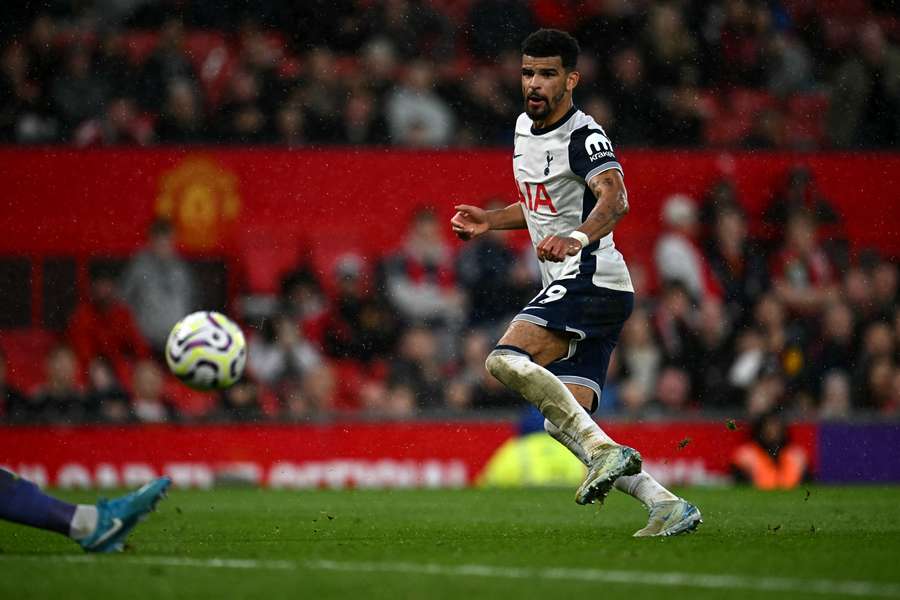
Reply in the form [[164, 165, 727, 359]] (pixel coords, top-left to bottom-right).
[[524, 89, 566, 122]]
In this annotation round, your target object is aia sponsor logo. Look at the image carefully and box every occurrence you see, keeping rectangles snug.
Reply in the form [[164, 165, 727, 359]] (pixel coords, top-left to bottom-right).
[[516, 181, 557, 214]]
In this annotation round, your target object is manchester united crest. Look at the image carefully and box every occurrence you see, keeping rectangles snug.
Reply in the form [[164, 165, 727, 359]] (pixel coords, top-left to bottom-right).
[[156, 156, 240, 250]]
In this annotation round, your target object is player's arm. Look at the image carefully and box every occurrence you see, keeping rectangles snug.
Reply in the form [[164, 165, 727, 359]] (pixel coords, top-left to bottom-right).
[[536, 169, 628, 262], [450, 202, 526, 240]]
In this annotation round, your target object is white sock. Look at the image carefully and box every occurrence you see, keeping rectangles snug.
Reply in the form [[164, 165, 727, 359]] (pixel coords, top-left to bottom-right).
[[543, 418, 676, 508], [543, 418, 589, 463], [614, 472, 678, 507], [69, 505, 98, 541], [486, 348, 615, 455]]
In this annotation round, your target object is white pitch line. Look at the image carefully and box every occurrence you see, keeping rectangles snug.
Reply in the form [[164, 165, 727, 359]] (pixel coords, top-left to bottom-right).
[[1, 555, 899, 598]]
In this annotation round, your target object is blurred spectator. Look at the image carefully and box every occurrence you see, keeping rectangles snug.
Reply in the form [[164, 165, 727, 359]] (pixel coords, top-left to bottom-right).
[[120, 219, 195, 351], [809, 301, 857, 389], [732, 411, 809, 489], [819, 371, 852, 420], [131, 359, 177, 423], [657, 69, 706, 146], [575, 0, 643, 58], [686, 300, 736, 409], [654, 281, 695, 366], [712, 0, 770, 87], [729, 327, 767, 391], [95, 31, 137, 99], [138, 17, 200, 111], [386, 60, 453, 147], [745, 373, 786, 416], [300, 364, 336, 414], [700, 178, 740, 226], [0, 350, 26, 421], [854, 321, 896, 411], [618, 307, 661, 401], [51, 46, 108, 137], [66, 269, 151, 383], [359, 39, 398, 106], [764, 32, 814, 95], [374, 0, 454, 60], [218, 380, 264, 422], [156, 81, 208, 143], [752, 293, 807, 390], [298, 47, 345, 143], [771, 210, 835, 315], [654, 366, 692, 414], [324, 254, 399, 363], [381, 208, 465, 327], [455, 209, 528, 328], [467, 0, 535, 60], [280, 266, 329, 345], [0, 42, 57, 142], [453, 67, 517, 146], [273, 102, 308, 146], [74, 96, 154, 147], [764, 167, 842, 250], [449, 330, 521, 410], [86, 358, 131, 423], [617, 378, 653, 418], [604, 47, 661, 146], [280, 364, 336, 417], [655, 194, 722, 303], [337, 88, 388, 145], [706, 203, 768, 322], [216, 69, 269, 143], [742, 108, 787, 149], [582, 94, 614, 132], [25, 14, 60, 93], [10, 345, 86, 424], [828, 21, 900, 149], [872, 261, 899, 321], [247, 315, 322, 387], [641, 3, 698, 88], [387, 326, 444, 408]]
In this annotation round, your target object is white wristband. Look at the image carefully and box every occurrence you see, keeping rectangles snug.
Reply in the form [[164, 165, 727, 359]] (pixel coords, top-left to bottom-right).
[[569, 230, 590, 249]]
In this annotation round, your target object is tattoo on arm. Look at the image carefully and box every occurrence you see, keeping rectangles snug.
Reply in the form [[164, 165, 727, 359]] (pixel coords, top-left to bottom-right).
[[579, 170, 628, 242]]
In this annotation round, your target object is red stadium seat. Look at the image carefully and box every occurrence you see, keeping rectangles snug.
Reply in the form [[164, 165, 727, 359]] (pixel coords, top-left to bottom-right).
[[330, 359, 366, 412], [0, 329, 59, 393], [233, 228, 305, 295], [785, 93, 830, 147]]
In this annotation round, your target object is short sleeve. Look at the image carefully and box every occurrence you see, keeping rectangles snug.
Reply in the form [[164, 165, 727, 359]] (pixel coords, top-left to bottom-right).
[[568, 125, 624, 182]]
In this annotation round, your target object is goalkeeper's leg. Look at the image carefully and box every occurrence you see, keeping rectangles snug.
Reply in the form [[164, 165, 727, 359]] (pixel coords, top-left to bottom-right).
[[0, 467, 171, 551]]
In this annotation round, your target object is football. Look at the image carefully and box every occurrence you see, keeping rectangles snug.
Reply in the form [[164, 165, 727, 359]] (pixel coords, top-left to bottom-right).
[[165, 311, 247, 390]]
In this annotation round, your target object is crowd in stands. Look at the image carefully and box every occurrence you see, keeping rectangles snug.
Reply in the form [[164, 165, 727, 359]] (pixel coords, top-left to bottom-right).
[[0, 165, 898, 425], [2, 0, 899, 149]]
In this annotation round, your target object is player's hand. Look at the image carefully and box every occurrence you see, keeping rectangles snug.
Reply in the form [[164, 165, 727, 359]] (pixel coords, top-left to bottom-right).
[[536, 235, 584, 262], [450, 205, 490, 241]]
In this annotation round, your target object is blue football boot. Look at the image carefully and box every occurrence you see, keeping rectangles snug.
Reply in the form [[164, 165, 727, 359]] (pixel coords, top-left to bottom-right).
[[79, 476, 172, 553]]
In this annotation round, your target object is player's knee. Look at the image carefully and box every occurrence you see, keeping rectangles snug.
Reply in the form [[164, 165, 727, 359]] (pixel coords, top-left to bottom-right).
[[485, 346, 532, 384], [484, 350, 506, 379]]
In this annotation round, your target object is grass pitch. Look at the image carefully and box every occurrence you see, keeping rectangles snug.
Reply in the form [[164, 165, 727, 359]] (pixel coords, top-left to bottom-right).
[[1, 485, 899, 599]]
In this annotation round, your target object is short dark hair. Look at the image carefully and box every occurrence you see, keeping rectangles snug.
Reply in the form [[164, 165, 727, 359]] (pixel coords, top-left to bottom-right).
[[521, 29, 580, 71]]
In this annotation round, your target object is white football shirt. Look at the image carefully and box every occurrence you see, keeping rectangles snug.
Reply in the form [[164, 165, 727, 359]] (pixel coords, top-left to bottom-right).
[[512, 106, 634, 293]]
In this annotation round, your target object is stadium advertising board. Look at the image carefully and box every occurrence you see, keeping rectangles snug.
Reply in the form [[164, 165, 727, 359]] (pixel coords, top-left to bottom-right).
[[0, 421, 817, 489]]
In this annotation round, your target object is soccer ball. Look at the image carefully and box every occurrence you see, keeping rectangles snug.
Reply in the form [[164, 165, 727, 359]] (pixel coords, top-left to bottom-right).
[[165, 311, 247, 390]]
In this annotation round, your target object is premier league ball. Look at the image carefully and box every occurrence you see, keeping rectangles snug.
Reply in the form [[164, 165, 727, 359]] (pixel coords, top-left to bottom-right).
[[165, 311, 247, 390]]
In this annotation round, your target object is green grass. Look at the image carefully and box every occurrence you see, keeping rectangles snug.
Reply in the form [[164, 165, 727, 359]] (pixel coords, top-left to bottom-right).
[[1, 486, 899, 599]]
